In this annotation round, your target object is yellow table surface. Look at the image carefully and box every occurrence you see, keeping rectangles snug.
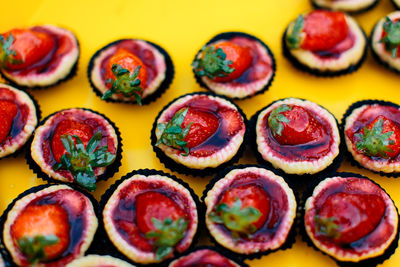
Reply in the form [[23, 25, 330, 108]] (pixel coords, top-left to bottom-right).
[[1, 0, 400, 266]]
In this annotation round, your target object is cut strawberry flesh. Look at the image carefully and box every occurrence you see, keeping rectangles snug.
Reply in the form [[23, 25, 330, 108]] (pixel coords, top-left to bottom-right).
[[0, 100, 18, 143]]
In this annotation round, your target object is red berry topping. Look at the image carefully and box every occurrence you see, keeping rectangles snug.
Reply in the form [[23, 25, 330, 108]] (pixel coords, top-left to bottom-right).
[[0, 29, 55, 70], [220, 108, 243, 137], [11, 204, 70, 262], [380, 18, 400, 58], [268, 104, 326, 145], [0, 100, 18, 143]]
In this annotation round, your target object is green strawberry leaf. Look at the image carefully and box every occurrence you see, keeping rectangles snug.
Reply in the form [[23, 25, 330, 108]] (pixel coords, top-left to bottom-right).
[[192, 45, 234, 80], [287, 15, 304, 49], [268, 104, 292, 136], [314, 215, 341, 239], [17, 235, 59, 263], [379, 17, 400, 58], [0, 34, 22, 68]]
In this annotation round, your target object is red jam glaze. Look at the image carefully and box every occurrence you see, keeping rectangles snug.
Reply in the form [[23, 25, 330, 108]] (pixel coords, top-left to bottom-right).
[[0, 87, 30, 147], [5, 26, 75, 76], [162, 95, 244, 157], [40, 111, 117, 181], [171, 249, 237, 267], [261, 105, 333, 161], [305, 178, 395, 255], [345, 104, 400, 162], [99, 40, 159, 88], [313, 32, 356, 59], [111, 179, 194, 253], [213, 172, 289, 243], [10, 189, 91, 265]]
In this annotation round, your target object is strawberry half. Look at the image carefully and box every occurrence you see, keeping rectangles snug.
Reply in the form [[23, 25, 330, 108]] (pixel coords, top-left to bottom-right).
[[0, 29, 55, 70], [11, 204, 70, 262], [192, 41, 252, 82], [315, 192, 385, 244], [220, 108, 243, 137], [0, 100, 18, 143], [268, 104, 326, 145]]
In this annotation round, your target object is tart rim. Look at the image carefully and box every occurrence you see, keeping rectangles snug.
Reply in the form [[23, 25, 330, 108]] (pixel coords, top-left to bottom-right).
[[65, 254, 135, 267], [311, 0, 379, 13]]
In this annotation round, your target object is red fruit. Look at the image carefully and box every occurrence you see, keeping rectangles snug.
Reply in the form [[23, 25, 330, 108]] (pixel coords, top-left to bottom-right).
[[11, 204, 70, 260], [0, 100, 18, 143], [317, 192, 385, 244], [51, 119, 93, 162], [220, 184, 270, 230], [219, 108, 243, 136], [302, 10, 349, 51], [105, 48, 148, 88], [117, 221, 153, 252], [135, 191, 186, 234], [181, 108, 219, 148], [1, 29, 55, 70]]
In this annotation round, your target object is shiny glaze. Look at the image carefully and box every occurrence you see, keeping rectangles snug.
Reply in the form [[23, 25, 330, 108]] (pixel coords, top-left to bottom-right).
[[171, 249, 237, 267], [313, 32, 356, 59]]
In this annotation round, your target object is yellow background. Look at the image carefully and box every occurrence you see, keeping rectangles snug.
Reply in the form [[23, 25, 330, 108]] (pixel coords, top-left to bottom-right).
[[1, 0, 400, 266]]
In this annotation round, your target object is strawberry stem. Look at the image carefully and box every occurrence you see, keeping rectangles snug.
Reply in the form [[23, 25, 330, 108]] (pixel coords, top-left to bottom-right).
[[287, 15, 304, 49], [380, 17, 400, 58], [314, 215, 341, 239], [156, 108, 192, 156], [0, 34, 21, 68], [192, 45, 234, 80], [103, 64, 143, 105], [52, 131, 116, 191], [17, 235, 59, 263], [268, 104, 291, 137], [145, 217, 188, 261]]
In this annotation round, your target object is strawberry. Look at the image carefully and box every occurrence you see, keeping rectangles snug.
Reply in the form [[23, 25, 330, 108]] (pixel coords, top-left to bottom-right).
[[0, 100, 18, 143], [315, 192, 385, 244], [209, 184, 269, 238], [268, 104, 326, 145], [287, 10, 349, 51], [355, 115, 400, 159], [380, 17, 400, 58], [219, 108, 243, 137], [11, 204, 70, 262], [192, 41, 252, 82], [0, 29, 55, 70], [103, 48, 148, 105], [117, 221, 154, 252]]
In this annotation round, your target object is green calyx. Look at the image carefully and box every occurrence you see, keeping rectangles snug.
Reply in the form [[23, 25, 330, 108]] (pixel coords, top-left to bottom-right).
[[0, 34, 21, 68], [103, 64, 143, 105], [314, 215, 340, 239], [145, 217, 188, 261], [191, 45, 234, 80], [155, 107, 192, 156], [355, 118, 394, 158], [268, 104, 291, 136], [287, 15, 304, 49], [17, 235, 59, 264], [209, 198, 261, 240], [53, 131, 116, 191], [380, 17, 400, 58]]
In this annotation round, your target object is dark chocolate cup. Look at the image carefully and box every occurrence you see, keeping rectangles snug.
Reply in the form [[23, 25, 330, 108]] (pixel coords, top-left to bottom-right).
[[25, 108, 123, 190], [249, 98, 344, 185], [300, 172, 400, 267], [201, 164, 298, 260], [87, 39, 174, 105], [192, 31, 276, 100], [310, 0, 379, 14], [150, 92, 248, 177], [341, 99, 400, 178], [392, 0, 400, 9], [282, 20, 368, 77], [0, 183, 101, 266], [99, 169, 202, 266]]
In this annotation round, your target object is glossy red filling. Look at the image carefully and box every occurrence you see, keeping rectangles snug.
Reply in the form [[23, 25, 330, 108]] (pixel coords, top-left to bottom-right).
[[313, 31, 355, 59], [0, 87, 30, 147], [345, 105, 400, 162], [99, 40, 159, 88], [172, 249, 237, 267], [5, 26, 75, 76]]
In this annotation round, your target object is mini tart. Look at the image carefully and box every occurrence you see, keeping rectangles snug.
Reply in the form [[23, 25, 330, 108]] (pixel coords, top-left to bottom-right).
[[193, 32, 275, 99], [304, 173, 399, 264], [311, 0, 379, 13], [0, 84, 39, 159], [343, 100, 400, 175], [28, 108, 121, 187], [66, 255, 134, 267], [101, 169, 199, 264], [283, 12, 367, 76], [252, 98, 341, 175], [151, 92, 247, 176], [88, 39, 174, 104], [1, 25, 79, 89], [1, 184, 98, 266], [371, 11, 400, 73], [203, 166, 297, 256]]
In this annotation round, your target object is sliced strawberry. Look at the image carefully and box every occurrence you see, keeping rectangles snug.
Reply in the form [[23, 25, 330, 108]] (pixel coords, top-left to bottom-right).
[[0, 100, 18, 143], [11, 204, 70, 260], [1, 29, 55, 70], [51, 119, 93, 162], [117, 220, 153, 252], [219, 108, 243, 137], [268, 105, 326, 146], [316, 192, 385, 244]]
